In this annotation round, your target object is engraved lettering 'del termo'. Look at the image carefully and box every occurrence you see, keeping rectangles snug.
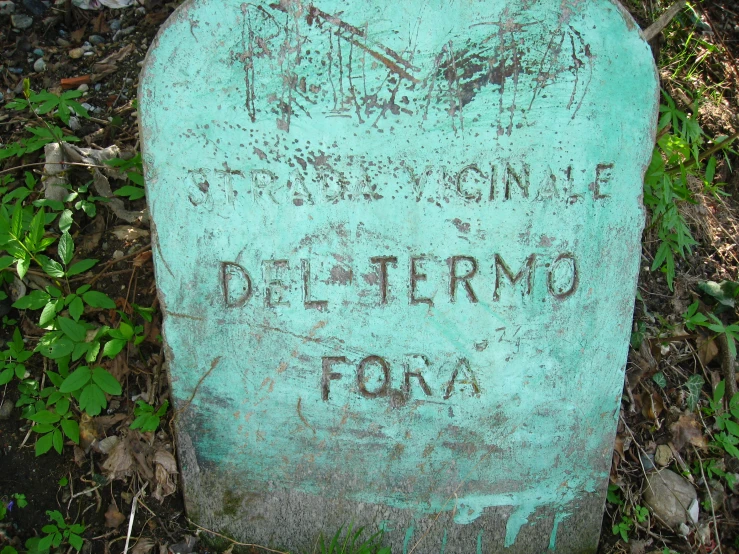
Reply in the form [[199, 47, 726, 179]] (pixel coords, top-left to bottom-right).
[[139, 0, 658, 551]]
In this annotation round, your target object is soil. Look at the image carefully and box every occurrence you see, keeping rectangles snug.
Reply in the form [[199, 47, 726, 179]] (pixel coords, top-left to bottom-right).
[[1, 0, 739, 553]]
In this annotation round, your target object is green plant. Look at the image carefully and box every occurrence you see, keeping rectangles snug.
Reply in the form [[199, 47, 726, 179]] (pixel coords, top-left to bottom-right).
[[644, 93, 734, 290], [36, 510, 85, 552], [130, 399, 169, 432], [106, 154, 146, 201], [1, 80, 88, 160], [318, 524, 390, 554], [704, 380, 739, 459], [0, 493, 27, 522], [612, 516, 633, 543], [59, 366, 122, 417], [103, 311, 145, 358], [606, 484, 623, 505], [0, 328, 33, 385]]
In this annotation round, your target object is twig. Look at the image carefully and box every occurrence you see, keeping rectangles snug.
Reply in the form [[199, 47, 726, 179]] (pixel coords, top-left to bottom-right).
[[693, 447, 723, 554], [87, 244, 151, 287], [665, 131, 739, 176], [67, 484, 103, 511], [122, 483, 147, 554], [643, 0, 687, 41], [175, 357, 222, 417], [716, 333, 737, 398], [187, 519, 289, 554], [0, 161, 112, 177]]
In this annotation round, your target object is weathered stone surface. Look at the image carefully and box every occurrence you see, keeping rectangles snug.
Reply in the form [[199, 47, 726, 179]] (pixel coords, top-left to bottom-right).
[[643, 469, 698, 528], [139, 0, 658, 551]]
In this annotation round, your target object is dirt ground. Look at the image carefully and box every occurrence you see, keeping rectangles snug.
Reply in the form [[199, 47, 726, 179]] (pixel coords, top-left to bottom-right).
[[1, 0, 739, 553]]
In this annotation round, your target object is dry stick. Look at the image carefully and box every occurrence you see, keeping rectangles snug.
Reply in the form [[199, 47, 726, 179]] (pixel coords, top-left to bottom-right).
[[696, 4, 739, 86], [122, 483, 147, 554], [86, 244, 151, 287], [643, 0, 687, 41], [693, 446, 723, 554], [717, 333, 737, 398], [187, 519, 289, 554], [666, 131, 739, 176], [0, 161, 112, 177]]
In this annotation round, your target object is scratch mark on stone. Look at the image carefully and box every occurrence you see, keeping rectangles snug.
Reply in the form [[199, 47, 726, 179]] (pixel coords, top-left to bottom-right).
[[297, 397, 316, 434]]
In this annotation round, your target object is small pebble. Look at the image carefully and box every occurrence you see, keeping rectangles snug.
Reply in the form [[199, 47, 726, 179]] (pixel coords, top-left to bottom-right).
[[11, 14, 33, 29], [81, 102, 94, 111], [68, 116, 81, 131], [0, 399, 13, 420], [33, 58, 46, 72], [57, 38, 70, 47], [77, 83, 89, 92], [94, 83, 101, 91], [0, 1, 15, 15], [109, 19, 121, 31], [33, 48, 44, 57], [113, 250, 124, 260], [89, 34, 105, 45], [8, 67, 23, 75], [81, 43, 93, 52], [83, 51, 94, 57], [69, 47, 84, 59], [58, 28, 68, 37]]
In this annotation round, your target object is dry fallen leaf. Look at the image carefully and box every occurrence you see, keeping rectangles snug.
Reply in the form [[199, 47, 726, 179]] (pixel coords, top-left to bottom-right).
[[104, 503, 126, 528], [102, 437, 135, 480], [111, 225, 150, 241], [669, 412, 708, 452], [131, 537, 156, 554], [697, 334, 719, 367], [641, 390, 664, 422], [133, 250, 153, 268], [152, 450, 178, 502]]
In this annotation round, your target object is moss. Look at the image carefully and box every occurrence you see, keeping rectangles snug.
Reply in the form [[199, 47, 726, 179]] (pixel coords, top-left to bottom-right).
[[221, 489, 245, 517]]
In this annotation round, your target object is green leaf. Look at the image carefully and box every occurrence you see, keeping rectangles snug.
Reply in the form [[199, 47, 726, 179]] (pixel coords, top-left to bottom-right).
[[29, 207, 45, 250], [58, 232, 74, 265], [0, 368, 14, 385], [35, 432, 54, 456], [0, 256, 14, 270], [69, 296, 84, 321], [92, 367, 121, 395], [82, 291, 116, 309], [10, 200, 22, 238], [32, 423, 55, 434], [68, 533, 83, 551], [38, 301, 58, 327], [52, 428, 63, 454], [16, 255, 30, 280], [102, 339, 126, 359], [59, 209, 73, 233], [55, 397, 70, 415], [59, 366, 91, 393], [652, 372, 667, 389], [57, 317, 86, 342], [30, 410, 61, 424], [61, 418, 79, 444], [79, 383, 106, 416], [37, 336, 75, 359], [66, 259, 97, 277], [13, 290, 51, 310], [38, 255, 65, 278], [685, 374, 705, 411]]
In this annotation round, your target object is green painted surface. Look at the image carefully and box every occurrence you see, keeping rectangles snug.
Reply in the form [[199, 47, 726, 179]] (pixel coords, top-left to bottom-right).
[[139, 0, 658, 550]]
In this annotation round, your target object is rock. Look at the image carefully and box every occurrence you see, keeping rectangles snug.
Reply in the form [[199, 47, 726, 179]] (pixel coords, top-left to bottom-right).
[[69, 47, 84, 59], [89, 34, 105, 45], [57, 38, 70, 47], [109, 19, 121, 31], [8, 67, 23, 74], [33, 48, 43, 57], [81, 43, 93, 52], [643, 469, 698, 528], [77, 83, 89, 92], [0, 1, 15, 15], [0, 399, 14, 420], [33, 58, 46, 72], [22, 0, 46, 16], [654, 444, 672, 467], [11, 14, 33, 29], [68, 116, 81, 131]]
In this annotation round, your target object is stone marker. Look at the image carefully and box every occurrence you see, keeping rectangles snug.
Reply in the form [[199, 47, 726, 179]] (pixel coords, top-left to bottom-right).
[[139, 0, 658, 551]]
